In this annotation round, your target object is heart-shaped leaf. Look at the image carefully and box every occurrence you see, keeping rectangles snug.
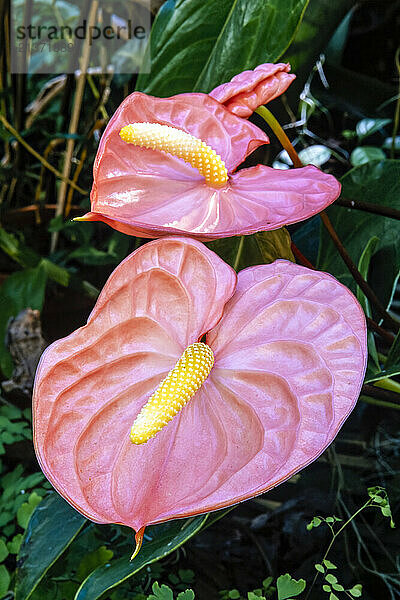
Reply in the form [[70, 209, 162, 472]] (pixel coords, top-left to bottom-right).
[[277, 573, 306, 600]]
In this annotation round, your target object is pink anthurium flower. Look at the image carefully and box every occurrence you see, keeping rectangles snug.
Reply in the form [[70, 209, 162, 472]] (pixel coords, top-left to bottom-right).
[[77, 67, 340, 241], [209, 63, 295, 117], [33, 237, 367, 555]]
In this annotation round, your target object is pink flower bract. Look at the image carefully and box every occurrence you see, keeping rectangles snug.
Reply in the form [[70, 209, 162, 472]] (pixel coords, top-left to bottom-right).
[[82, 90, 341, 241], [33, 237, 367, 541], [209, 63, 295, 117]]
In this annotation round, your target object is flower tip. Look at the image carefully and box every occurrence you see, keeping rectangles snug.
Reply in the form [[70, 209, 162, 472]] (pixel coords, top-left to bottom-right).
[[72, 212, 97, 223], [119, 124, 132, 143], [131, 526, 146, 561]]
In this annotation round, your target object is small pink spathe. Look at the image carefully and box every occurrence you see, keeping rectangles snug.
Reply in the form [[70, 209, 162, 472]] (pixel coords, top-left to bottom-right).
[[33, 238, 367, 536], [209, 63, 295, 117], [83, 91, 341, 241]]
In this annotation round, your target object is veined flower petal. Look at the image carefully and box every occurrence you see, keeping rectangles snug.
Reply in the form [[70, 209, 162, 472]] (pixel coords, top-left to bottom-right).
[[33, 238, 236, 525], [33, 239, 367, 540]]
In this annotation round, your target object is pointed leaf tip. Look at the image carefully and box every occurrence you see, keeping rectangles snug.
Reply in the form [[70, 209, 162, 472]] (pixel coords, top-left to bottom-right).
[[131, 526, 145, 561]]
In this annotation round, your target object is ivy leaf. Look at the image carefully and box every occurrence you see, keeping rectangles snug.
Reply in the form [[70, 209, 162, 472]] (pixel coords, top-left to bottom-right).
[[147, 582, 174, 600], [17, 492, 43, 529], [306, 516, 321, 530], [368, 487, 395, 528], [323, 560, 337, 570], [177, 591, 195, 600], [348, 584, 362, 597], [276, 574, 306, 600]]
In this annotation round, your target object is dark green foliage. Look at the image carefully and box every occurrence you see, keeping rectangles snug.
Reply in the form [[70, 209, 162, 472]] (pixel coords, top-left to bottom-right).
[[0, 0, 399, 598]]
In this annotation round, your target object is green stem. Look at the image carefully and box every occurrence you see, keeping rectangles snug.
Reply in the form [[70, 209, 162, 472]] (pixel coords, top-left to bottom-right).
[[256, 105, 400, 332], [233, 235, 245, 271], [255, 106, 303, 168], [374, 377, 400, 394], [361, 396, 400, 411], [391, 48, 400, 160], [305, 500, 372, 600]]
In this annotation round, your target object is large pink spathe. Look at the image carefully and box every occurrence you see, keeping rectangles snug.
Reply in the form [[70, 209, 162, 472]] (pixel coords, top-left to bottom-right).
[[83, 91, 341, 241], [33, 238, 367, 537], [209, 63, 295, 117]]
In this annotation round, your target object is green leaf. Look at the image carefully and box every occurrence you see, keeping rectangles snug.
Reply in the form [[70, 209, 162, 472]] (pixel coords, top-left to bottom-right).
[[15, 493, 86, 600], [0, 564, 10, 597], [207, 229, 294, 272], [17, 492, 43, 529], [364, 364, 400, 384], [137, 0, 309, 96], [40, 258, 70, 287], [148, 582, 173, 600], [178, 569, 195, 584], [0, 264, 47, 377], [368, 486, 395, 528], [386, 330, 400, 369], [255, 230, 295, 264], [306, 516, 321, 530], [298, 145, 332, 167], [276, 574, 306, 600], [325, 574, 338, 585], [0, 227, 40, 269], [0, 538, 9, 562], [76, 545, 114, 581], [317, 160, 400, 309], [323, 585, 331, 592], [283, 0, 356, 94], [74, 514, 208, 600], [228, 592, 240, 599], [7, 533, 23, 554], [323, 560, 337, 570], [177, 591, 195, 600], [315, 564, 324, 573], [262, 577, 273, 590], [67, 245, 119, 266], [356, 118, 392, 141], [348, 584, 362, 597], [356, 236, 380, 370], [324, 6, 355, 66], [350, 147, 386, 167], [383, 136, 400, 152]]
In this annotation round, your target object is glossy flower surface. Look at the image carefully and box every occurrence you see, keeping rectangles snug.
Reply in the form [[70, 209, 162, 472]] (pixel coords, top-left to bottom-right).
[[81, 88, 341, 241], [209, 63, 295, 117], [33, 238, 367, 539]]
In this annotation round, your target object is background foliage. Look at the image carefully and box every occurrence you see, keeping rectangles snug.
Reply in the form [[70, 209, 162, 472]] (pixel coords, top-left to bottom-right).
[[0, 0, 399, 598]]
